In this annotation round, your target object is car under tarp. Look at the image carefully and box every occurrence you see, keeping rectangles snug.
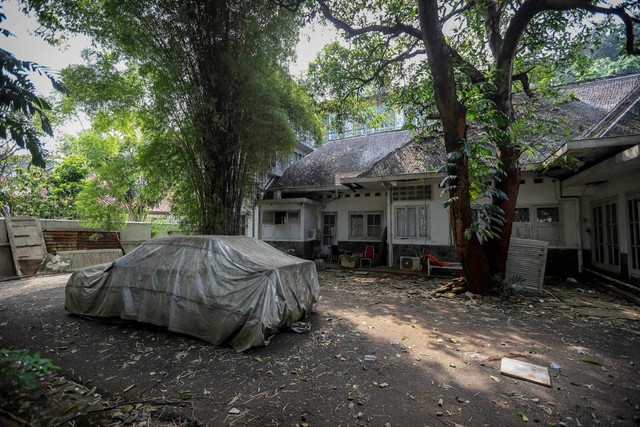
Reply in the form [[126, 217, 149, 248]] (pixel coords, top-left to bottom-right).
[[65, 236, 320, 351]]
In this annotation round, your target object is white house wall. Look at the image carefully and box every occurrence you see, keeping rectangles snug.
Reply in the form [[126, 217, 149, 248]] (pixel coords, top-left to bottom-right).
[[514, 174, 579, 250], [576, 178, 640, 258], [320, 193, 387, 242]]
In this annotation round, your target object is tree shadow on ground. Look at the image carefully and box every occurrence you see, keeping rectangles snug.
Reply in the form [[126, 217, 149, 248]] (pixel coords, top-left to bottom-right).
[[0, 271, 638, 426]]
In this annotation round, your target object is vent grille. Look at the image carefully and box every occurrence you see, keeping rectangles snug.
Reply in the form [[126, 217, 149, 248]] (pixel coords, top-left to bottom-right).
[[506, 238, 548, 292]]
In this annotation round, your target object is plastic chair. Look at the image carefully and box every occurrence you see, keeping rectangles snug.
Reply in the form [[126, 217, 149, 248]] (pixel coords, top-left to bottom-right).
[[360, 245, 376, 267]]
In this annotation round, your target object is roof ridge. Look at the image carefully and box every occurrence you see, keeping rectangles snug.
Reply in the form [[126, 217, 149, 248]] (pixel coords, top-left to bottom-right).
[[356, 132, 420, 178], [583, 84, 640, 138], [323, 128, 410, 144]]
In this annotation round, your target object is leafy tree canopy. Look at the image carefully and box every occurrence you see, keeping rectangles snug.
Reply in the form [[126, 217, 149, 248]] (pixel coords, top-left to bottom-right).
[[24, 0, 323, 234], [0, 5, 64, 169], [295, 0, 639, 293]]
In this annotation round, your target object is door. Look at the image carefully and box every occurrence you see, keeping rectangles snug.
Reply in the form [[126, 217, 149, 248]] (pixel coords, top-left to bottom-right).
[[592, 201, 620, 271], [322, 213, 337, 245]]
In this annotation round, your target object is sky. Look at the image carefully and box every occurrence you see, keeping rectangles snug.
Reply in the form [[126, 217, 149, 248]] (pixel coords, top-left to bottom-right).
[[1, 0, 337, 149], [1, 1, 336, 96]]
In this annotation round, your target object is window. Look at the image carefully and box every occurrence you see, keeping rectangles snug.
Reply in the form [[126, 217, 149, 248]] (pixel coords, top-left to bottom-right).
[[592, 202, 619, 268], [536, 207, 559, 223], [511, 205, 562, 243], [392, 184, 431, 201], [349, 212, 382, 239], [266, 211, 298, 225], [261, 210, 301, 240], [322, 213, 336, 245], [514, 208, 530, 222], [262, 211, 275, 224], [396, 206, 427, 239]]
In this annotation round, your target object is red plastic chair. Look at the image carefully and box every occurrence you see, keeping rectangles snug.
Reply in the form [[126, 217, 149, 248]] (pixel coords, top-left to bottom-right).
[[360, 245, 376, 267]]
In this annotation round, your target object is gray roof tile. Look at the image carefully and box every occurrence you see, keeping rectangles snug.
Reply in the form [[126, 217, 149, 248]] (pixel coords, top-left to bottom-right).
[[272, 74, 640, 190]]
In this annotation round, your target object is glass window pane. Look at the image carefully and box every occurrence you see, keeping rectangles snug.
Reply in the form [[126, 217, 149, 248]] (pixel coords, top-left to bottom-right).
[[288, 212, 299, 224], [351, 214, 364, 237], [514, 208, 530, 222], [396, 208, 406, 238], [367, 214, 382, 238], [418, 207, 427, 237], [275, 211, 287, 224], [537, 207, 559, 222], [262, 211, 274, 224], [407, 207, 416, 237]]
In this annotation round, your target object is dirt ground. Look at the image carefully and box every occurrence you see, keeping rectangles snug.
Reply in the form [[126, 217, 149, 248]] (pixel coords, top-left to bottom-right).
[[0, 268, 639, 426]]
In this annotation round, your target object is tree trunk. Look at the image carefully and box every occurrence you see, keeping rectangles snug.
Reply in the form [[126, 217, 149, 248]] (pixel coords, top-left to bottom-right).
[[418, 0, 493, 293]]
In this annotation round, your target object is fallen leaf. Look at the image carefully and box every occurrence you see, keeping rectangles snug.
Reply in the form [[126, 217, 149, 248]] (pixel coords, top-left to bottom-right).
[[490, 375, 501, 382], [518, 411, 528, 422], [121, 404, 134, 414], [63, 402, 78, 414]]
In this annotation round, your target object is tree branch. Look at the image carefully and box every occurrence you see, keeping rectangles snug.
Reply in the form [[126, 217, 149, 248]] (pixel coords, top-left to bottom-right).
[[481, 0, 504, 60], [354, 44, 426, 86], [440, 0, 475, 25], [512, 71, 535, 98], [585, 4, 640, 55], [316, 0, 422, 40]]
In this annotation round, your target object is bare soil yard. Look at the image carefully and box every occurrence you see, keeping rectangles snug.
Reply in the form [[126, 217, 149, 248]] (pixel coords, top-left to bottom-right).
[[0, 268, 639, 426]]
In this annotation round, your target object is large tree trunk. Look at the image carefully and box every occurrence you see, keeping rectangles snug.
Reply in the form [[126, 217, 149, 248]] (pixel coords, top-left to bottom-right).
[[418, 0, 493, 293]]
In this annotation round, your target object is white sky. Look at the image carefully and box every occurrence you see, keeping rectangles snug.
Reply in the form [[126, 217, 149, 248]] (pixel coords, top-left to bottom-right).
[[1, 0, 336, 149], [1, 1, 336, 95]]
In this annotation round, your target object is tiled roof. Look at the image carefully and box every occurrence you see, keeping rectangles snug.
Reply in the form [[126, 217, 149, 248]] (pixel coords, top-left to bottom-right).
[[271, 74, 640, 190], [272, 130, 413, 189]]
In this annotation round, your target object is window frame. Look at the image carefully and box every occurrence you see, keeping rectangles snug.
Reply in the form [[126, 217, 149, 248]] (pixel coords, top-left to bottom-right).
[[395, 204, 429, 240], [349, 211, 383, 240]]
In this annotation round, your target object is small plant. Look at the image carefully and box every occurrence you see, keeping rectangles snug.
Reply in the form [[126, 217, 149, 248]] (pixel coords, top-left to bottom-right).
[[0, 349, 60, 391], [491, 274, 525, 298], [89, 232, 102, 242]]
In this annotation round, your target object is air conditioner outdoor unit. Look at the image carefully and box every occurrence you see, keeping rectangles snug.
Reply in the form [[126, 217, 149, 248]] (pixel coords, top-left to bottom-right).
[[308, 228, 319, 240], [400, 256, 421, 271]]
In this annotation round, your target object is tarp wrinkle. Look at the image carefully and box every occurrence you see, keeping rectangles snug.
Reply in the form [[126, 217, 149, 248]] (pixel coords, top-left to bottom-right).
[[65, 236, 320, 351]]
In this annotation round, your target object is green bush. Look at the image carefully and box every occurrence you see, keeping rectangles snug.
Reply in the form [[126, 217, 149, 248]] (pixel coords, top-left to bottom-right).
[[0, 349, 60, 391]]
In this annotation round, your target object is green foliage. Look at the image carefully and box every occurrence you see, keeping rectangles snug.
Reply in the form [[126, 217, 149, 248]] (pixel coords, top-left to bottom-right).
[[580, 56, 640, 79], [491, 274, 525, 298], [53, 53, 171, 230], [26, 0, 322, 234], [1, 153, 88, 218], [0, 348, 59, 391], [150, 217, 180, 238], [0, 5, 63, 168]]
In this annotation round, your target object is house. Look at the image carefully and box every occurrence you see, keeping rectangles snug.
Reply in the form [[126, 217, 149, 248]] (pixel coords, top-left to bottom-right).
[[244, 140, 315, 238], [256, 74, 640, 286]]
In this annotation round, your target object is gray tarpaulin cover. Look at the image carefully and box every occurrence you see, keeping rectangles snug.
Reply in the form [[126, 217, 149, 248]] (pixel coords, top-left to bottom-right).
[[65, 236, 320, 351]]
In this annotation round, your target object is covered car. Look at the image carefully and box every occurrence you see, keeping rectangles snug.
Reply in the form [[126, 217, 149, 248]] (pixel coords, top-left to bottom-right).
[[65, 236, 320, 351]]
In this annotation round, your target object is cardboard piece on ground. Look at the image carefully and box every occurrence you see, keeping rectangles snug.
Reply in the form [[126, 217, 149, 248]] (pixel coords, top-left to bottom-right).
[[500, 357, 551, 388]]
